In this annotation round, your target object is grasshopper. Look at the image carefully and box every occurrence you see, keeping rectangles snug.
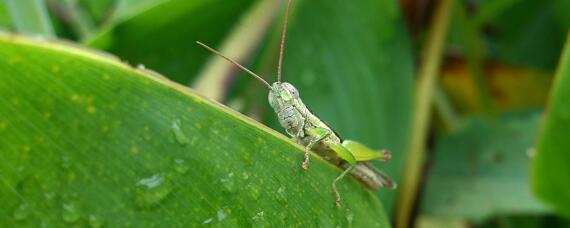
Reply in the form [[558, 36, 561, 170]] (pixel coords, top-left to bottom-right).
[[197, 0, 395, 207]]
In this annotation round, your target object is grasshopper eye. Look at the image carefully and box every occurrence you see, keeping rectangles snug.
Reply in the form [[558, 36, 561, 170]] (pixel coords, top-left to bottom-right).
[[268, 91, 275, 107], [283, 82, 299, 99]]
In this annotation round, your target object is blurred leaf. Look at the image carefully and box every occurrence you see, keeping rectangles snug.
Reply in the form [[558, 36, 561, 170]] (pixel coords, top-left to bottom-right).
[[193, 0, 280, 100], [77, 0, 114, 24], [86, 0, 254, 84], [421, 112, 549, 221], [473, 0, 521, 27], [554, 0, 570, 30], [78, 0, 166, 26], [482, 0, 566, 70], [253, 0, 415, 214], [0, 1, 12, 29], [532, 34, 570, 218], [478, 215, 562, 228], [441, 59, 553, 113], [5, 0, 55, 36], [48, 0, 97, 39], [0, 34, 390, 227], [446, 0, 566, 71]]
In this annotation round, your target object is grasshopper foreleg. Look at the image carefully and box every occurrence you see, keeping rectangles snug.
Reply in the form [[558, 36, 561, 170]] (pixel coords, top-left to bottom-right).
[[302, 127, 331, 170]]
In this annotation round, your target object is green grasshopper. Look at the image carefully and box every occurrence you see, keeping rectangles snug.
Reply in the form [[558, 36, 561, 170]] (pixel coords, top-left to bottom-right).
[[197, 0, 395, 207]]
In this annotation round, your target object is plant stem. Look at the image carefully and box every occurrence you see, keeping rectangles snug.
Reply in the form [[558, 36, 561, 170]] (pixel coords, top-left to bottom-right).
[[395, 0, 452, 227]]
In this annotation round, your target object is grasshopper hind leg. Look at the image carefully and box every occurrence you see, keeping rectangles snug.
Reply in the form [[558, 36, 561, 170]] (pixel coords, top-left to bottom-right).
[[325, 141, 358, 207], [332, 166, 355, 207]]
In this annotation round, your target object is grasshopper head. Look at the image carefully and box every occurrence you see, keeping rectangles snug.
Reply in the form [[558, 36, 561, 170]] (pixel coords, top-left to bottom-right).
[[268, 82, 300, 109]]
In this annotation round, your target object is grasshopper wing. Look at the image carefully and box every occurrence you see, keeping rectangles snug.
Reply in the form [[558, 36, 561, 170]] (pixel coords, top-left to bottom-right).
[[352, 162, 397, 189], [342, 140, 390, 162]]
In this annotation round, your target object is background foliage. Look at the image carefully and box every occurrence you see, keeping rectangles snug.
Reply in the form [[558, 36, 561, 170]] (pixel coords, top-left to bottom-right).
[[0, 0, 569, 227]]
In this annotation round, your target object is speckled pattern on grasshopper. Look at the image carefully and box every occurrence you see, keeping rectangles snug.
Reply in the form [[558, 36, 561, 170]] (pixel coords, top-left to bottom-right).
[[197, 0, 396, 207]]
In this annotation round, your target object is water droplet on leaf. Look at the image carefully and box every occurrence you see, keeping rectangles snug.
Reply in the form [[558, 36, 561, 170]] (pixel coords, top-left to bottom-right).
[[252, 211, 265, 222], [346, 209, 354, 226], [61, 155, 72, 169], [217, 209, 227, 221], [246, 184, 260, 199], [171, 120, 190, 145], [134, 173, 173, 209], [13, 203, 30, 221], [220, 173, 235, 192], [173, 158, 189, 174], [202, 217, 213, 224], [88, 215, 105, 228], [276, 187, 287, 202], [62, 202, 81, 223]]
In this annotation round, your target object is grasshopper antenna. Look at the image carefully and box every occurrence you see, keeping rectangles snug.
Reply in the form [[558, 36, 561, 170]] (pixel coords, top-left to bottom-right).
[[196, 41, 272, 89], [277, 0, 292, 82]]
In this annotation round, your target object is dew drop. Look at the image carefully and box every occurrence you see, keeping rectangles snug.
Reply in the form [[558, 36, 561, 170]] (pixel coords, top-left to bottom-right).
[[61, 155, 72, 169], [246, 184, 260, 199], [44, 192, 56, 200], [241, 172, 250, 180], [202, 217, 213, 224], [276, 187, 287, 202], [526, 147, 536, 159], [134, 173, 173, 209], [217, 209, 227, 221], [88, 214, 105, 228], [252, 211, 265, 221], [171, 120, 190, 145], [173, 158, 189, 174], [62, 202, 81, 223], [13, 203, 30, 221], [130, 146, 140, 155], [137, 64, 146, 70], [277, 211, 287, 220], [220, 173, 235, 192], [346, 209, 354, 226]]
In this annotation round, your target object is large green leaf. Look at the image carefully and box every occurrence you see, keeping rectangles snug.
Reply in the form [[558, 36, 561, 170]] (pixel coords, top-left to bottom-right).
[[532, 34, 570, 218], [421, 112, 549, 221], [0, 35, 390, 227], [253, 0, 414, 214], [86, 0, 254, 84]]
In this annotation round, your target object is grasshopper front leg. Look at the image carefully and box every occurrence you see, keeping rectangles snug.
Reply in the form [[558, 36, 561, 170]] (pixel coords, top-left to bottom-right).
[[301, 127, 331, 170]]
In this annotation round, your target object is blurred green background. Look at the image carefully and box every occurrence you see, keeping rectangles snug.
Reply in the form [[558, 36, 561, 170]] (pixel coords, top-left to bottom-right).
[[0, 0, 569, 227]]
